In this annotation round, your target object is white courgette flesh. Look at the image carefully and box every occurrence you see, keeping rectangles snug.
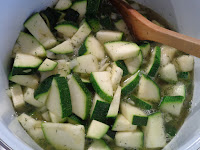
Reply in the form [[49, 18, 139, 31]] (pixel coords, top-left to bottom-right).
[[112, 114, 137, 132], [78, 36, 105, 60], [124, 51, 142, 74], [159, 63, 178, 83], [160, 96, 184, 116], [38, 59, 58, 72], [46, 77, 72, 118], [87, 120, 109, 139], [107, 86, 121, 118], [73, 54, 99, 74], [90, 71, 113, 102], [115, 131, 144, 149], [104, 41, 140, 61], [144, 112, 166, 148], [13, 32, 46, 57], [24, 87, 45, 107], [68, 74, 91, 120], [71, 0, 87, 19], [42, 122, 85, 150], [88, 139, 111, 150], [18, 114, 44, 140], [24, 13, 57, 49], [9, 75, 39, 89], [55, 22, 78, 38], [111, 64, 123, 91], [137, 74, 160, 102], [71, 21, 91, 47], [55, 0, 72, 10], [160, 45, 177, 66], [174, 55, 194, 72], [10, 84, 25, 109], [50, 39, 74, 54], [96, 30, 123, 44], [120, 102, 148, 126]]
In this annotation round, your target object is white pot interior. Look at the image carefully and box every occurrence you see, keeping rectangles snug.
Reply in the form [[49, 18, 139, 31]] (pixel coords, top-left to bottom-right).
[[0, 0, 200, 149]]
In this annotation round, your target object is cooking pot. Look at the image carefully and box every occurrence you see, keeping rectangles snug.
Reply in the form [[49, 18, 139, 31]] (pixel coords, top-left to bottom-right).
[[0, 0, 200, 149]]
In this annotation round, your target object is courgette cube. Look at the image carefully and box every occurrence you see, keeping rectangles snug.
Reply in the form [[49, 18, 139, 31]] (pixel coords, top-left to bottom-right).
[[160, 96, 184, 116], [120, 102, 148, 126], [96, 30, 123, 44], [12, 32, 46, 57], [90, 93, 110, 123], [90, 72, 113, 102], [104, 41, 140, 61], [112, 114, 137, 132], [50, 39, 74, 54], [121, 72, 140, 96], [46, 77, 72, 118], [24, 13, 57, 49], [11, 53, 42, 76], [68, 74, 92, 120], [55, 21, 78, 38], [42, 122, 85, 150], [38, 59, 58, 72], [115, 131, 144, 149], [137, 74, 160, 102], [145, 46, 161, 77], [144, 112, 166, 148], [129, 95, 152, 110], [124, 51, 143, 75], [78, 36, 105, 60], [87, 120, 109, 139], [114, 60, 129, 77]]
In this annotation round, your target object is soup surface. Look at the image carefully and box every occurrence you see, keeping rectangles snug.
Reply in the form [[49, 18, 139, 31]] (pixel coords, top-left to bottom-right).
[[7, 0, 194, 149]]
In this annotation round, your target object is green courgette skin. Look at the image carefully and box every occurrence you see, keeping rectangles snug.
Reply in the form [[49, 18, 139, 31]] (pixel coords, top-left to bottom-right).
[[55, 77, 72, 118], [90, 73, 113, 102], [34, 74, 59, 99]]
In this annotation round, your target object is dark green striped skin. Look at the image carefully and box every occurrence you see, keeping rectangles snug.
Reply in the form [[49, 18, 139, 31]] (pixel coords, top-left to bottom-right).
[[63, 8, 80, 22], [54, 77, 72, 118], [148, 46, 161, 77], [138, 41, 150, 48], [87, 17, 101, 32], [142, 74, 161, 100], [73, 74, 92, 120], [56, 21, 78, 28], [11, 67, 37, 76], [129, 95, 152, 110], [67, 114, 85, 125], [115, 60, 129, 76], [165, 123, 177, 136], [91, 100, 110, 123], [160, 96, 184, 105], [78, 39, 87, 56], [90, 73, 113, 102], [24, 13, 39, 25], [34, 75, 59, 99], [121, 73, 140, 96], [100, 16, 114, 30], [138, 41, 150, 57], [178, 72, 189, 80], [86, 0, 101, 15], [106, 130, 116, 139], [132, 115, 148, 126], [40, 7, 61, 31]]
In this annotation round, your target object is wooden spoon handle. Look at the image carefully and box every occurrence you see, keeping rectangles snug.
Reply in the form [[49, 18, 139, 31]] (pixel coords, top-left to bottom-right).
[[138, 22, 200, 58], [110, 0, 200, 57]]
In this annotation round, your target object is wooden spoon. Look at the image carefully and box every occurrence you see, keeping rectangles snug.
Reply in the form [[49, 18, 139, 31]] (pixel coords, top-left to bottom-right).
[[110, 0, 200, 57]]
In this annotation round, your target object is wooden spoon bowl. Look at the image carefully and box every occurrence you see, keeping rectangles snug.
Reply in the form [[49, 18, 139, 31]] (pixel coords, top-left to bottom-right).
[[110, 0, 200, 57]]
